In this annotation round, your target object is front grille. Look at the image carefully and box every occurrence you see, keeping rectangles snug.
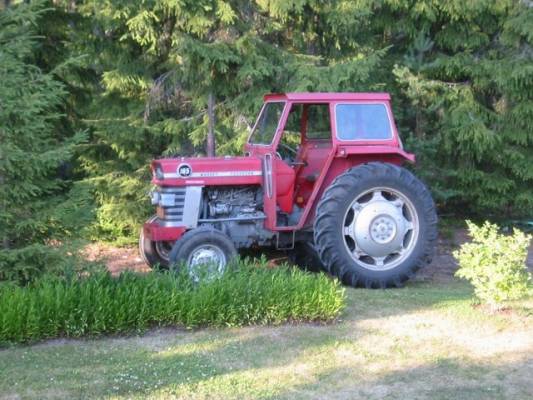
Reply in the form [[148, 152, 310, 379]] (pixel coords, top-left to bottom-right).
[[156, 187, 186, 223], [153, 186, 203, 228]]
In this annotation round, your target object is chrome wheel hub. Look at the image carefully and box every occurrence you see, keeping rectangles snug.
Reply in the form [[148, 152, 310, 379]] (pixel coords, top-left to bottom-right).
[[370, 215, 396, 244], [187, 244, 227, 282], [343, 188, 419, 271]]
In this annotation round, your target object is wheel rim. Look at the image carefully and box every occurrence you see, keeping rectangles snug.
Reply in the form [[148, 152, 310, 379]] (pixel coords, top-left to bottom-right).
[[186, 244, 227, 282], [154, 241, 173, 262], [342, 187, 419, 271]]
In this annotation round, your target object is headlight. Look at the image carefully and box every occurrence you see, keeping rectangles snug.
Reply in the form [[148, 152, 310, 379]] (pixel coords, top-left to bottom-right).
[[153, 165, 164, 180], [150, 190, 161, 205]]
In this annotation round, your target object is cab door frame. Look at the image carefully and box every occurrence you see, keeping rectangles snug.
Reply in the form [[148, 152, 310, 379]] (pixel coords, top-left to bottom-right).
[[246, 99, 338, 232], [245, 100, 291, 231]]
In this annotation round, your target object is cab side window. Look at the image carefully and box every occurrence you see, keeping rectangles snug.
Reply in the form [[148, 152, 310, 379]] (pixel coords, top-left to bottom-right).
[[336, 104, 392, 140], [306, 104, 331, 140], [280, 104, 303, 149]]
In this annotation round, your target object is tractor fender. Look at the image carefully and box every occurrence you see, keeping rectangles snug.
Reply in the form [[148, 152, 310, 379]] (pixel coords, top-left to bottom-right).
[[298, 149, 414, 229], [335, 145, 415, 163]]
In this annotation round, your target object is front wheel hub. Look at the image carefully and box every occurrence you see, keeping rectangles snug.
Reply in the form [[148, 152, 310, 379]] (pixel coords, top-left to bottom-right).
[[187, 244, 227, 282]]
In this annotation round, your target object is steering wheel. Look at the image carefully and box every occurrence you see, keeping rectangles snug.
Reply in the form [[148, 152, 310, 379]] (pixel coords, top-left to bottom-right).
[[278, 142, 307, 167], [278, 142, 298, 156]]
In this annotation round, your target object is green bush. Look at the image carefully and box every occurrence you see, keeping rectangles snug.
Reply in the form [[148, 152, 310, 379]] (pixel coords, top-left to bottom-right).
[[0, 258, 345, 345], [0, 242, 100, 284], [454, 221, 532, 310]]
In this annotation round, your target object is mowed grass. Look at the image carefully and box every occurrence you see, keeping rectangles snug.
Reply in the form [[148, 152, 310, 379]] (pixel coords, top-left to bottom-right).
[[1, 280, 532, 400]]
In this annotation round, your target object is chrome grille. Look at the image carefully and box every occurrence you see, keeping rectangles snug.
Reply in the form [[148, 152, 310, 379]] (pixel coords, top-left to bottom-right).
[[156, 187, 186, 223], [152, 186, 202, 228]]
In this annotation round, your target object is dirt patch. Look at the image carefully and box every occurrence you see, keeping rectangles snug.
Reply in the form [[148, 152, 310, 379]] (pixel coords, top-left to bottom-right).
[[418, 228, 533, 282], [85, 228, 533, 283], [83, 242, 150, 275], [415, 228, 468, 282]]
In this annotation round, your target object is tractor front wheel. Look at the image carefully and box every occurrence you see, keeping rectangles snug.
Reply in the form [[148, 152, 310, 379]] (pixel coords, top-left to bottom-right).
[[169, 227, 237, 282], [314, 162, 437, 288]]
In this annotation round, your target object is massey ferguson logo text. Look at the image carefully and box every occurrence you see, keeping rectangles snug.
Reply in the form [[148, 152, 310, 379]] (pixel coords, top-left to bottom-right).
[[177, 164, 192, 177], [193, 171, 262, 177], [165, 168, 262, 178]]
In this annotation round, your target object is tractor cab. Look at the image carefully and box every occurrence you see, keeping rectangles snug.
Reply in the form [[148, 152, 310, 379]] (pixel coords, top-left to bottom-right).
[[244, 93, 409, 230]]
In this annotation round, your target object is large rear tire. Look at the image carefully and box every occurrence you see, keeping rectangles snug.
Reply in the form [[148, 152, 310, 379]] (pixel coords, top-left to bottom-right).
[[314, 162, 437, 288]]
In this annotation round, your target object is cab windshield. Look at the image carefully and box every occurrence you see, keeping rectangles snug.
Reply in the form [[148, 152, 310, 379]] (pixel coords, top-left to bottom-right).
[[248, 102, 285, 145]]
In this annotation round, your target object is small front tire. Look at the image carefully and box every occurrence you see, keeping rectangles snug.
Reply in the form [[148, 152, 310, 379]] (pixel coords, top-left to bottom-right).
[[169, 227, 237, 281]]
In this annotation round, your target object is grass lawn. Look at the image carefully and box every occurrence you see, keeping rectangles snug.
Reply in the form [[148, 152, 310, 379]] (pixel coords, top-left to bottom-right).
[[1, 280, 532, 400]]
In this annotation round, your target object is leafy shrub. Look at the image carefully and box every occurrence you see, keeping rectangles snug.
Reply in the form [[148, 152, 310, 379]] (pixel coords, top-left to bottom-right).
[[0, 258, 345, 345], [454, 221, 532, 310], [0, 245, 66, 283]]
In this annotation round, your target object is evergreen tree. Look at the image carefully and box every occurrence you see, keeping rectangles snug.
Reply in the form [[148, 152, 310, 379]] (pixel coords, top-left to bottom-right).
[[387, 0, 533, 217], [71, 0, 391, 241], [6, 0, 530, 254], [0, 2, 86, 281], [68, 0, 284, 241]]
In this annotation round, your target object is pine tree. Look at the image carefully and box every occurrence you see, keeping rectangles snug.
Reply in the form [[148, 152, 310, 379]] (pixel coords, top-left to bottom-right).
[[0, 2, 87, 281], [26, 0, 532, 248], [388, 0, 533, 217], [68, 0, 287, 240]]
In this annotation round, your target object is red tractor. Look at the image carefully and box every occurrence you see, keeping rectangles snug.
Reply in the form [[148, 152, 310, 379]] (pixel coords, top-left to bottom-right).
[[140, 92, 437, 287]]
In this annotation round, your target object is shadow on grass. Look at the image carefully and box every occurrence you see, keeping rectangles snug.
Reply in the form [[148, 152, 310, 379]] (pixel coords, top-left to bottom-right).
[[0, 326, 342, 399], [260, 354, 533, 400]]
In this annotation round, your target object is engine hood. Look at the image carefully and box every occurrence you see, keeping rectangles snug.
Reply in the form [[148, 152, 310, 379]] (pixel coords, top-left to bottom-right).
[[152, 155, 263, 186]]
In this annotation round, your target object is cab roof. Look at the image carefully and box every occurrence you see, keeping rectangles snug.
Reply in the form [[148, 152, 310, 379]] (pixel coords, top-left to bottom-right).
[[263, 92, 391, 102]]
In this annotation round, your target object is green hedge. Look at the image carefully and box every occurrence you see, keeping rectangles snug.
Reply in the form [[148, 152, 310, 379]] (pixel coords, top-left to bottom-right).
[[0, 259, 345, 345]]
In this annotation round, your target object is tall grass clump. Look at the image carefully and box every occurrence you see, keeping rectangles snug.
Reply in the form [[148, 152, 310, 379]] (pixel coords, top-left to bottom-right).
[[454, 221, 532, 311], [0, 258, 345, 345]]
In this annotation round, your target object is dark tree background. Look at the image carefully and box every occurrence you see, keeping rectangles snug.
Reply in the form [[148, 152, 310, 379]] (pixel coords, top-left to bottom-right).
[[1, 0, 532, 278]]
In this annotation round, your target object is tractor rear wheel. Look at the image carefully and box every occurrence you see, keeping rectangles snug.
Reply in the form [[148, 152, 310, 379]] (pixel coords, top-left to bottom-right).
[[314, 162, 437, 288], [139, 216, 172, 270]]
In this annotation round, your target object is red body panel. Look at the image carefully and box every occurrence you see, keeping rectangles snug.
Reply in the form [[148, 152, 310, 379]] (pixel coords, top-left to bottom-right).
[[275, 158, 295, 213], [336, 145, 415, 163], [152, 156, 262, 187], [144, 222, 185, 241], [264, 92, 391, 102], [293, 140, 333, 207]]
